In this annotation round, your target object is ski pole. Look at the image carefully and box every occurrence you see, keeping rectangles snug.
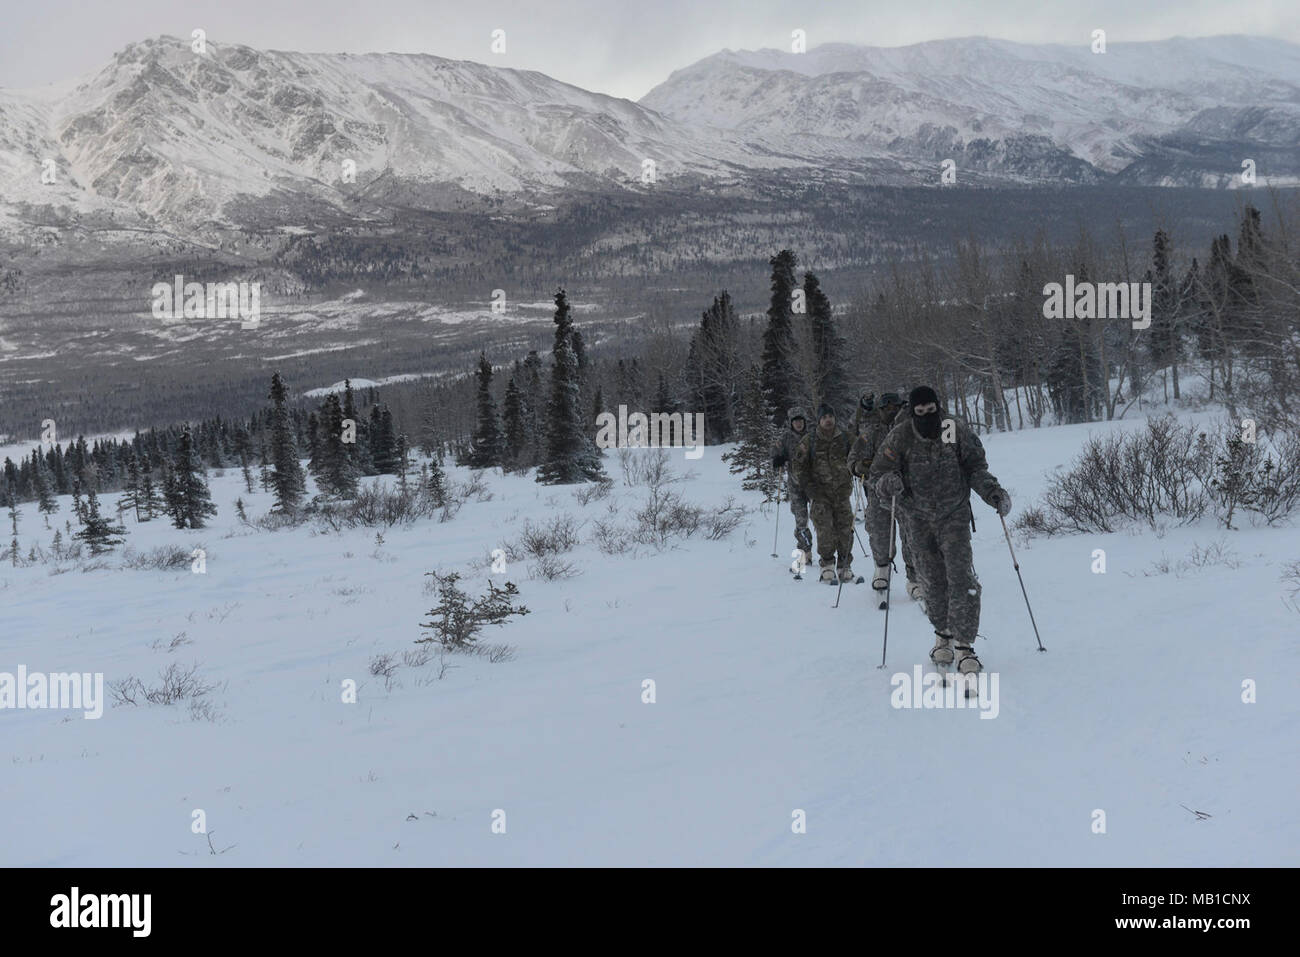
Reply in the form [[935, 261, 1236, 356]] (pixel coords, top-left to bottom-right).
[[771, 466, 784, 558], [999, 513, 1046, 652], [878, 494, 896, 669]]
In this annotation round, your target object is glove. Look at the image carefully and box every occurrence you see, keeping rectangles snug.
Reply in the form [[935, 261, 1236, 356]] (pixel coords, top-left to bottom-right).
[[876, 472, 904, 499], [991, 488, 1012, 516], [772, 452, 788, 470]]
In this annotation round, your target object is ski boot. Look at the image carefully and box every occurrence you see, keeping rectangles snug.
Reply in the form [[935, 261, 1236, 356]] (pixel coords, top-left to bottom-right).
[[930, 632, 954, 666], [954, 642, 982, 675], [871, 564, 890, 590], [819, 565, 837, 584], [838, 565, 855, 584], [796, 527, 813, 568], [954, 641, 982, 698], [906, 579, 925, 602]]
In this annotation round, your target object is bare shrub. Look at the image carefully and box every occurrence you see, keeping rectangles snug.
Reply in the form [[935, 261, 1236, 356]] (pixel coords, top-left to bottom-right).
[[516, 514, 583, 558], [1012, 505, 1054, 537], [312, 484, 435, 529], [705, 497, 749, 540], [1030, 415, 1211, 534], [111, 662, 219, 707], [572, 479, 614, 506], [632, 485, 703, 546], [148, 631, 193, 653], [529, 554, 581, 581], [401, 646, 434, 668], [592, 517, 633, 555], [619, 448, 679, 488], [369, 653, 399, 691], [1282, 561, 1300, 614], [1183, 540, 1242, 572], [121, 545, 196, 570]]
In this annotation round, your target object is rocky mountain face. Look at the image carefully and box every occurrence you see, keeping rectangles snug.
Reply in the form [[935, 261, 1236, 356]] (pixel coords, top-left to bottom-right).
[[0, 34, 1297, 235]]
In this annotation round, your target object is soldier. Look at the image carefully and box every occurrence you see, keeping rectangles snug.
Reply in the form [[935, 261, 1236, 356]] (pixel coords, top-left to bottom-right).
[[869, 386, 1011, 675], [791, 403, 856, 584], [771, 407, 812, 565], [849, 392, 924, 603]]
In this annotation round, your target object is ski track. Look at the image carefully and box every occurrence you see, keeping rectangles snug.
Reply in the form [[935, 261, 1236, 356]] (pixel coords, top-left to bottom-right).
[[2, 413, 1297, 866]]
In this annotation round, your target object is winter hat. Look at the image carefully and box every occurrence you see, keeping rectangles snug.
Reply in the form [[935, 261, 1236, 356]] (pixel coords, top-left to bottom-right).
[[879, 391, 902, 408], [817, 403, 836, 421], [859, 393, 875, 411], [908, 386, 939, 409], [787, 406, 807, 426]]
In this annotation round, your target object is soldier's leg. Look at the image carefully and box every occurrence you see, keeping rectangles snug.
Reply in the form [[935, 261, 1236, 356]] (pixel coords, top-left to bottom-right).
[[898, 514, 917, 579], [789, 481, 811, 555], [809, 499, 837, 572], [833, 495, 855, 570], [935, 510, 981, 644], [906, 516, 950, 636], [865, 493, 893, 568]]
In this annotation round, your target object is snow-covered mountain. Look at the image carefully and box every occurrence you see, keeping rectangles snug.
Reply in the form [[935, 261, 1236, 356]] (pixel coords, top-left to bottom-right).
[[0, 36, 798, 233], [642, 35, 1300, 185], [1, 34, 1297, 236]]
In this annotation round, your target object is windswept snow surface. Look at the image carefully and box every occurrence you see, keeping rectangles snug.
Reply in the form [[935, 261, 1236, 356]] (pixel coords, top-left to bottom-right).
[[2, 413, 1297, 865]]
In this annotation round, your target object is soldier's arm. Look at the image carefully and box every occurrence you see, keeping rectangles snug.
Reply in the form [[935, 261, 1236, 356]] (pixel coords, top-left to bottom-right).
[[848, 435, 872, 476], [868, 426, 904, 482], [960, 427, 1002, 505], [789, 437, 810, 489]]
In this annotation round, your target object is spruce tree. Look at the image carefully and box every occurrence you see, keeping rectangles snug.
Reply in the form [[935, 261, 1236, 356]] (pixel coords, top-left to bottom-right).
[[523, 351, 544, 467], [310, 393, 359, 498], [34, 454, 57, 523], [804, 271, 851, 417], [139, 466, 165, 521], [163, 427, 218, 529], [268, 372, 307, 511], [761, 249, 804, 429], [75, 488, 125, 555], [538, 289, 605, 485], [501, 372, 528, 472], [723, 364, 779, 498], [6, 482, 18, 567], [426, 455, 447, 508], [684, 290, 739, 443], [468, 353, 504, 469]]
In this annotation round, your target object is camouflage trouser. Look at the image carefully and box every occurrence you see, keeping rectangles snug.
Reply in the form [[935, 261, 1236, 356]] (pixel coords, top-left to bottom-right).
[[904, 507, 980, 642], [810, 495, 855, 570], [788, 475, 810, 533], [865, 492, 917, 580]]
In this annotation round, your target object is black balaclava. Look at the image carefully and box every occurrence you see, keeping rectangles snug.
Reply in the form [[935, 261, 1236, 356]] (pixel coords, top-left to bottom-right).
[[909, 386, 942, 440]]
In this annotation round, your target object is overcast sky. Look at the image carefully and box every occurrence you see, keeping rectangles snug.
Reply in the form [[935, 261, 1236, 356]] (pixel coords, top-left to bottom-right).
[[2, 0, 1296, 99]]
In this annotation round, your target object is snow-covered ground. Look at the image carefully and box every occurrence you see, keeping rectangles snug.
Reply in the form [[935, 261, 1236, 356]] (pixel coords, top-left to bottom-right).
[[2, 412, 1297, 866]]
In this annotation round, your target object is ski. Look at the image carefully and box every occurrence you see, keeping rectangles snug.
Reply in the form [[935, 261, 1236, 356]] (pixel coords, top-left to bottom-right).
[[875, 589, 888, 610]]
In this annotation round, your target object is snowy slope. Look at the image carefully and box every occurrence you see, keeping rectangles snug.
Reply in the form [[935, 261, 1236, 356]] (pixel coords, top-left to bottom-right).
[[2, 412, 1297, 865]]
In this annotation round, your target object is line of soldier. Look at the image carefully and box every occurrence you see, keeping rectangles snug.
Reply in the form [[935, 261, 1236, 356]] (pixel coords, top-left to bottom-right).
[[770, 386, 1013, 676]]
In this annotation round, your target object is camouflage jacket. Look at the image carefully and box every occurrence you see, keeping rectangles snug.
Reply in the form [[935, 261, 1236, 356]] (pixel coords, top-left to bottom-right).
[[868, 411, 1001, 521], [792, 425, 854, 503], [772, 425, 808, 472], [848, 416, 891, 478]]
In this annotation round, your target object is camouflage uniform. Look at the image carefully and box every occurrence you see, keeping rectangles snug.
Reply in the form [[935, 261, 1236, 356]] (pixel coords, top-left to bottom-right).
[[849, 402, 919, 584], [791, 421, 855, 573], [869, 411, 1004, 644], [771, 407, 811, 554]]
